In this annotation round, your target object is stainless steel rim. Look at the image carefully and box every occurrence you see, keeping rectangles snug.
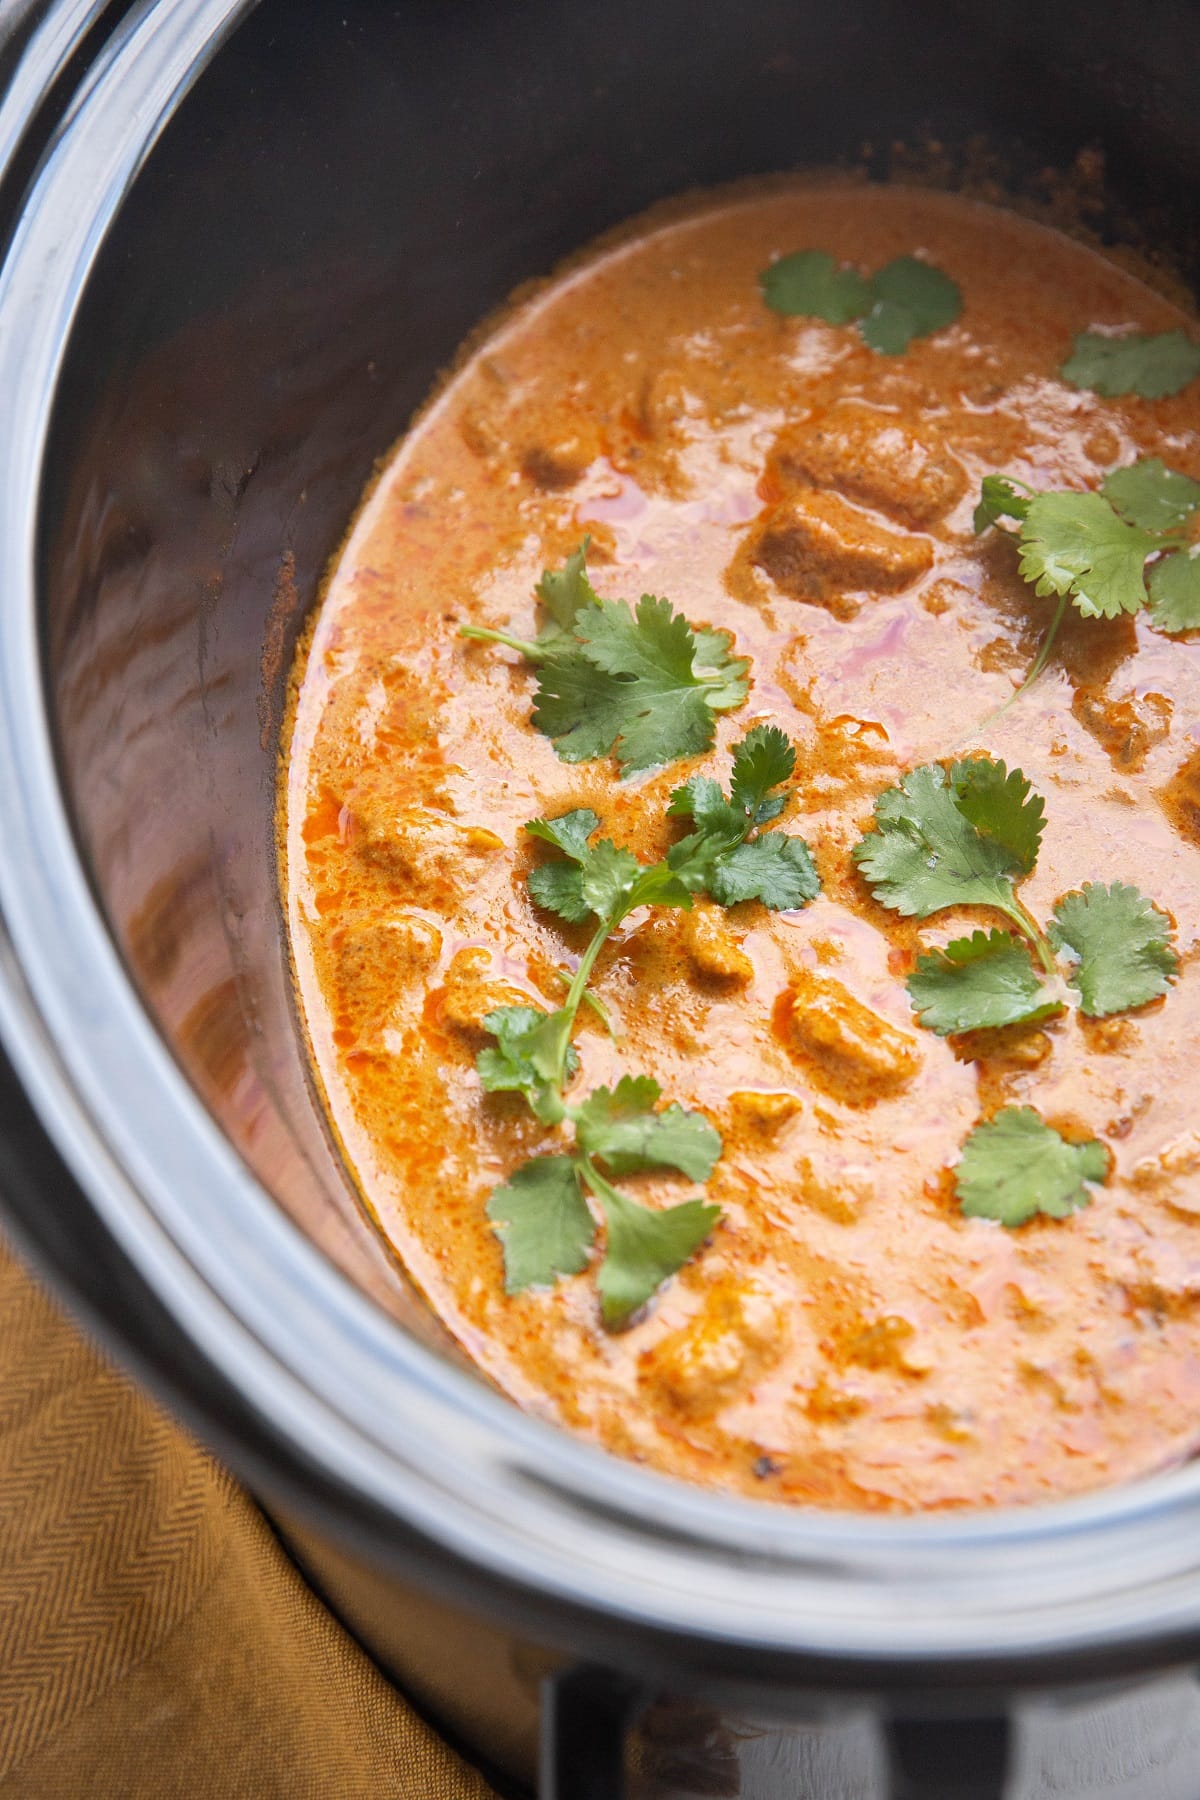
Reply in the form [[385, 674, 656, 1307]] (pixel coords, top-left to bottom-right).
[[0, 0, 1199, 1675]]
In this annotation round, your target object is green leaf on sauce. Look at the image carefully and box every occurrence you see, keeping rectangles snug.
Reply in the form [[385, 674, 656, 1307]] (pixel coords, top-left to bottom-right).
[[533, 590, 750, 776], [535, 537, 601, 640], [595, 1185, 720, 1329], [955, 1108, 1109, 1227], [1102, 458, 1200, 532], [1061, 328, 1200, 400], [706, 833, 820, 910], [464, 543, 749, 776], [758, 249, 871, 324], [853, 757, 1037, 920], [1148, 548, 1200, 633], [1048, 882, 1178, 1018], [574, 1075, 721, 1180], [859, 255, 962, 355], [973, 474, 1030, 534], [760, 249, 961, 355], [1016, 492, 1159, 620], [666, 725, 820, 912], [907, 930, 1061, 1036], [486, 1156, 595, 1291], [477, 1005, 576, 1124], [728, 723, 796, 822]]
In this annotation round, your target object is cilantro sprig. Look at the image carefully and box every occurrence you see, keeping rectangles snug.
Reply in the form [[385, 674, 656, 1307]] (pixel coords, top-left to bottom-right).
[[954, 1107, 1109, 1227], [480, 730, 817, 1327], [1061, 329, 1200, 400], [666, 724, 820, 910], [854, 755, 1177, 1038], [460, 541, 749, 775], [760, 249, 961, 355], [974, 459, 1200, 704]]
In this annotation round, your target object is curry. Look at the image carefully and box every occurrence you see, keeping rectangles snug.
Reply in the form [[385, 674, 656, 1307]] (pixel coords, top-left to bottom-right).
[[282, 181, 1200, 1512]]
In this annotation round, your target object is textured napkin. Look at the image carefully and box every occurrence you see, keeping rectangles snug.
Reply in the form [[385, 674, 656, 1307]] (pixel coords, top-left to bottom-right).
[[0, 1234, 498, 1799]]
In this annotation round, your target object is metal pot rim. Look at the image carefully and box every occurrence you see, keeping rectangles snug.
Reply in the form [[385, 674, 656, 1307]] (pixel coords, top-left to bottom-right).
[[1, 0, 1199, 1683]]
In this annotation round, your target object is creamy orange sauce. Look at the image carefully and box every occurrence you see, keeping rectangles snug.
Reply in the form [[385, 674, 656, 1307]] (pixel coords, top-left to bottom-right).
[[284, 182, 1200, 1511]]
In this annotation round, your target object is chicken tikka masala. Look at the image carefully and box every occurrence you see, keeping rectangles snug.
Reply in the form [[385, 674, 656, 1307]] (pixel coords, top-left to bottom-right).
[[282, 181, 1200, 1512]]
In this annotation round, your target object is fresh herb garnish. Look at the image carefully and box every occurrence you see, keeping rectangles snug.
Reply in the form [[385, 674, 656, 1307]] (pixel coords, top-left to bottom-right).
[[760, 250, 961, 355], [1048, 881, 1179, 1018], [461, 540, 749, 775], [908, 929, 1061, 1036], [854, 755, 1177, 1036], [478, 731, 816, 1326], [954, 1107, 1109, 1227], [667, 724, 820, 910], [974, 458, 1200, 699], [1061, 329, 1200, 400]]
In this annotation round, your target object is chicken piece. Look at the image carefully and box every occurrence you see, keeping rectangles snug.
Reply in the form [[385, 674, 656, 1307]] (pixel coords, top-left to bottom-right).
[[638, 1280, 785, 1419], [1131, 1131, 1200, 1217], [1158, 746, 1200, 846], [521, 421, 602, 490], [770, 408, 967, 528], [349, 798, 504, 895], [333, 915, 442, 1039], [438, 947, 531, 1037], [774, 969, 920, 1102], [828, 1312, 932, 1377], [793, 1154, 871, 1224], [1071, 689, 1172, 773], [748, 490, 932, 618], [728, 1089, 802, 1133], [681, 904, 754, 983]]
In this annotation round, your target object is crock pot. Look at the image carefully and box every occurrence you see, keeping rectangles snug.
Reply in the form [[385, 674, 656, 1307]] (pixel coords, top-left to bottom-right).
[[2, 2, 1200, 1794]]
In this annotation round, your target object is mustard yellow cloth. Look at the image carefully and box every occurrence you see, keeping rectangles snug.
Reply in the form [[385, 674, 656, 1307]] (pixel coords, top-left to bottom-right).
[[0, 1235, 499, 1798]]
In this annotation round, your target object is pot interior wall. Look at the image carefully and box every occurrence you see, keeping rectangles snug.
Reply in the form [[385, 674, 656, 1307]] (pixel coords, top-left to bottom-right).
[[39, 0, 1200, 1330]]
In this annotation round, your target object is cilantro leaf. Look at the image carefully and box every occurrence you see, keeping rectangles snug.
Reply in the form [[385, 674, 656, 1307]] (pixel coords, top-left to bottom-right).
[[1148, 549, 1200, 633], [477, 1005, 576, 1124], [525, 813, 693, 931], [665, 728, 818, 911], [595, 1186, 720, 1328], [527, 861, 590, 923], [525, 809, 601, 861], [1017, 492, 1158, 620], [955, 1108, 1109, 1227], [951, 757, 1044, 875], [1102, 458, 1200, 532], [859, 255, 962, 355], [667, 774, 745, 838], [574, 1075, 722, 1180], [531, 653, 638, 767], [759, 249, 871, 323], [534, 593, 749, 776], [691, 625, 751, 709], [974, 474, 1030, 534], [759, 248, 960, 354], [525, 808, 601, 922], [907, 930, 1060, 1036], [1048, 882, 1178, 1017], [854, 757, 1037, 920], [486, 1156, 595, 1292], [707, 833, 820, 910], [729, 724, 796, 822], [1061, 329, 1200, 400], [536, 538, 600, 639]]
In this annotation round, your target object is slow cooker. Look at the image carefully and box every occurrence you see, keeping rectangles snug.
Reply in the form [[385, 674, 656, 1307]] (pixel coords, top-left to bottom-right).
[[1, 2, 1200, 1794]]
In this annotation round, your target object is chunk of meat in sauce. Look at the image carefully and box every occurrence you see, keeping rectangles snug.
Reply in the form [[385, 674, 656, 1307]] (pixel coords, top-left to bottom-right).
[[769, 406, 968, 529], [638, 1278, 786, 1419], [774, 969, 921, 1102], [745, 489, 932, 617]]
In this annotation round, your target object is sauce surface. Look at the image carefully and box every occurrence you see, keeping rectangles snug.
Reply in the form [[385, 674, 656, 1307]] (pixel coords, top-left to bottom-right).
[[284, 182, 1200, 1511]]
